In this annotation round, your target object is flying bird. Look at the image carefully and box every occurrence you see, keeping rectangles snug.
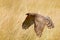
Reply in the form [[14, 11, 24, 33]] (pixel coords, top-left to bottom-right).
[[22, 13, 54, 37]]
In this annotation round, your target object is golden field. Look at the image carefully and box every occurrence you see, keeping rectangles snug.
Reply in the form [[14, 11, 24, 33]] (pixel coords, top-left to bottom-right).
[[0, 0, 60, 40]]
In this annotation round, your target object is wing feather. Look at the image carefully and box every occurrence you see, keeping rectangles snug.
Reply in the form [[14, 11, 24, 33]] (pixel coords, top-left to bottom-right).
[[22, 15, 34, 29], [46, 17, 54, 29]]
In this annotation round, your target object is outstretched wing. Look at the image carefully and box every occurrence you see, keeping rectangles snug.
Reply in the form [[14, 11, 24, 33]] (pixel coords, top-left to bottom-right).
[[34, 18, 45, 37], [22, 15, 34, 29], [46, 16, 54, 29]]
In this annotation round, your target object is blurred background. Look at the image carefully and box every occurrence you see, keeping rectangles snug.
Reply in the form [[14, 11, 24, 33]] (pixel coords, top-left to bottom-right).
[[0, 0, 60, 40]]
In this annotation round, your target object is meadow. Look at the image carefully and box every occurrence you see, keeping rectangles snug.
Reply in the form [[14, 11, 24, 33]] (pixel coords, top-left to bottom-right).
[[0, 0, 60, 40]]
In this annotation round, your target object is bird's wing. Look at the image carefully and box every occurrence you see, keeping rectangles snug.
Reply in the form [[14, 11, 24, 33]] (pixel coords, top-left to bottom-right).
[[22, 15, 34, 29], [34, 19, 45, 37]]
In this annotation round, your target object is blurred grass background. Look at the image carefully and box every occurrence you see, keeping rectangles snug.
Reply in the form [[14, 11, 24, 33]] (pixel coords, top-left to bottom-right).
[[0, 0, 60, 40]]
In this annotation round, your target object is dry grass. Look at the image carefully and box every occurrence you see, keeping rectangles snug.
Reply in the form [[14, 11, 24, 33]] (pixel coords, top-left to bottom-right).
[[0, 0, 60, 40]]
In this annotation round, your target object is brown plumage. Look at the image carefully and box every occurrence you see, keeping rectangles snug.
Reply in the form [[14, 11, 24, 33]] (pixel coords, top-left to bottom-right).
[[22, 13, 54, 37]]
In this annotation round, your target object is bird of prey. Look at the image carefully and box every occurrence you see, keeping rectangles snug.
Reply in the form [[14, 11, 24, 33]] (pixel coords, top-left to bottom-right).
[[22, 13, 54, 37]]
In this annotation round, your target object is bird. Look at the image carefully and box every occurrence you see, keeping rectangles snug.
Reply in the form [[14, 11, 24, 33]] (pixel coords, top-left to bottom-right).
[[22, 13, 54, 37]]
